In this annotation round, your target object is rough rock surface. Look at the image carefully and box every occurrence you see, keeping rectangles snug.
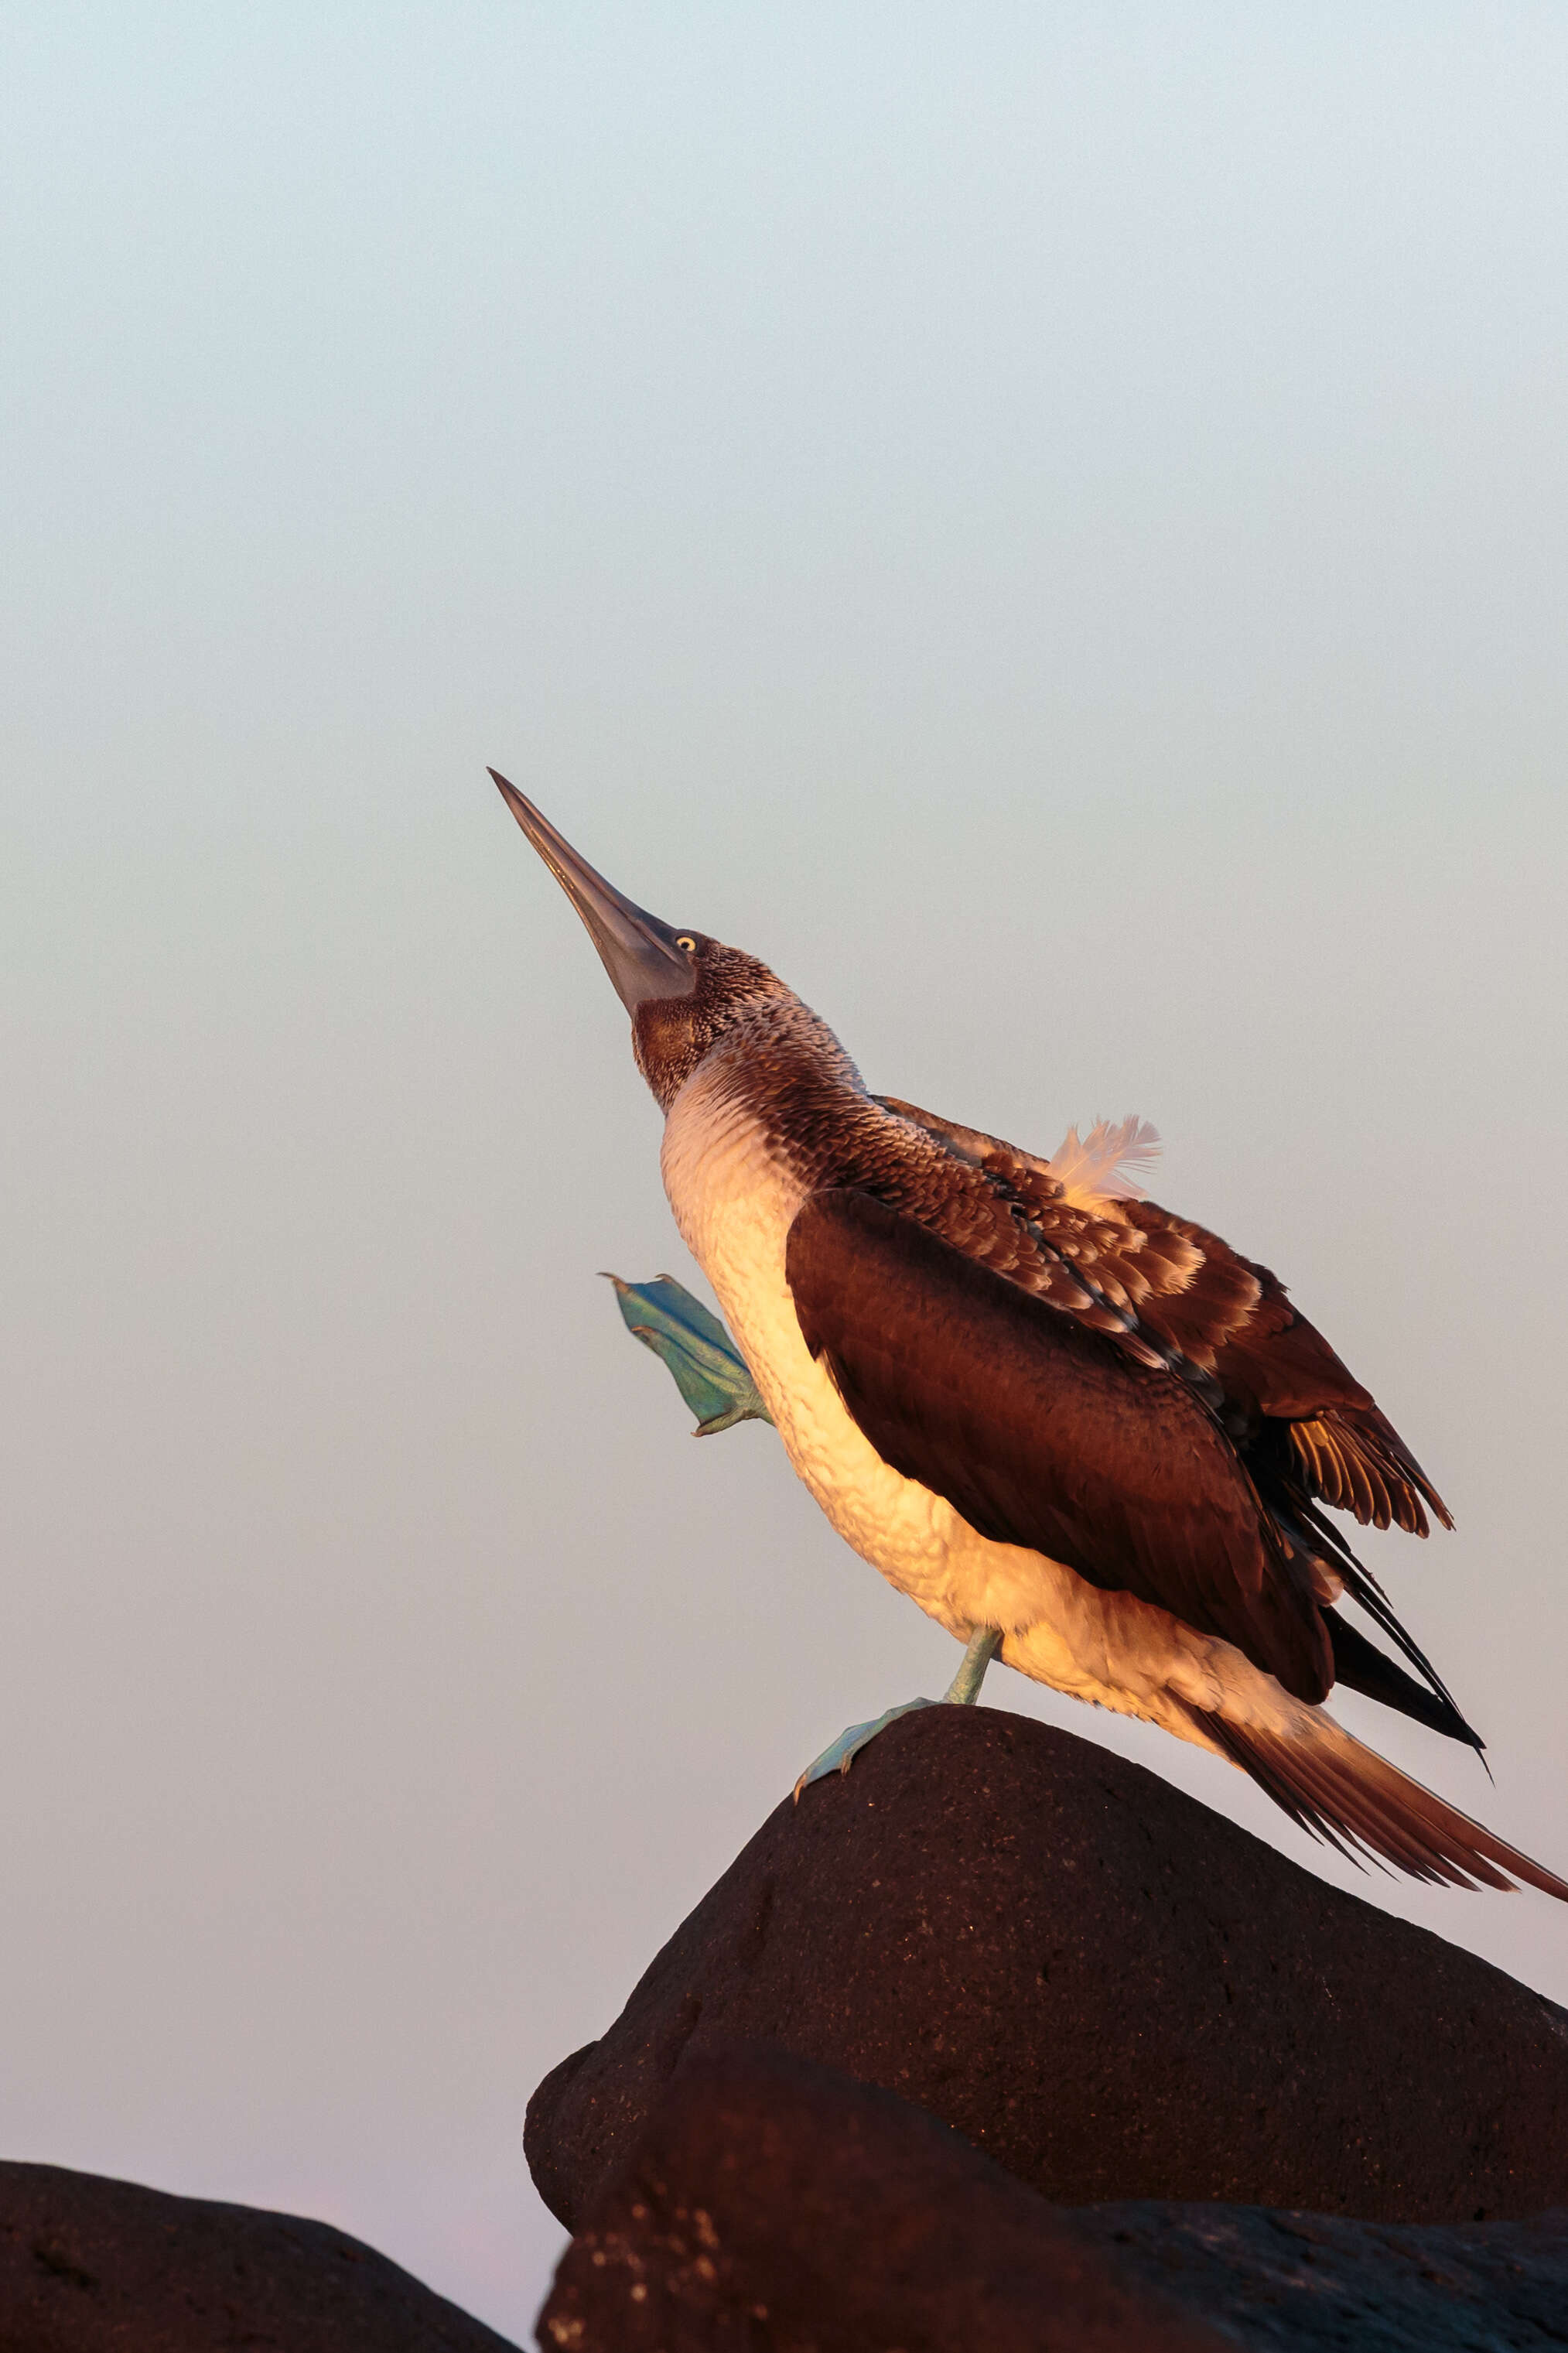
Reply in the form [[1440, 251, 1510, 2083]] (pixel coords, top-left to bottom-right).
[[0, 2160, 518, 2351], [527, 1707, 1568, 2231], [538, 2042, 1568, 2353]]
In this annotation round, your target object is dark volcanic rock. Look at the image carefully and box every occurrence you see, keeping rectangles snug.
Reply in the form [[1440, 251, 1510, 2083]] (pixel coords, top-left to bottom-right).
[[537, 2043, 1568, 2353], [0, 2160, 518, 2351], [527, 1707, 1568, 2232]]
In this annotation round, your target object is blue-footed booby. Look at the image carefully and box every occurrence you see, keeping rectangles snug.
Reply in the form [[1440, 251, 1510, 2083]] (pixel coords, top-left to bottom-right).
[[494, 770, 1568, 1900]]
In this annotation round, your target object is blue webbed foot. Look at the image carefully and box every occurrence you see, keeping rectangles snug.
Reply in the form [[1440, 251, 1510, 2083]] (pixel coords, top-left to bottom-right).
[[791, 1698, 936, 1801], [604, 1274, 774, 1435], [791, 1630, 1005, 1801]]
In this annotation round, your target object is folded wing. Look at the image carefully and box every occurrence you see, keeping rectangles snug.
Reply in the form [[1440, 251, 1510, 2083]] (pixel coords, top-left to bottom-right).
[[785, 1187, 1334, 1704]]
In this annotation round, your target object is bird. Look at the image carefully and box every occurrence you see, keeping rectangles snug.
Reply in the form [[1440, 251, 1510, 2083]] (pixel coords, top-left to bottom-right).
[[492, 769, 1568, 1900]]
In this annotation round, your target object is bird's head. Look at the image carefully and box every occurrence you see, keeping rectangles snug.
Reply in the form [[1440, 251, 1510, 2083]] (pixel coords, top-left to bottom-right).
[[492, 771, 790, 1108]]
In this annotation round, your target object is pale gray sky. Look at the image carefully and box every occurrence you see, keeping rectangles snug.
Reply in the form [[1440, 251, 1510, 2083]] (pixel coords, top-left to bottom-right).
[[4, 4, 1567, 2339]]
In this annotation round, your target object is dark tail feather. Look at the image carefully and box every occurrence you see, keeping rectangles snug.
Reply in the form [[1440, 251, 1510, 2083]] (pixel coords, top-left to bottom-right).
[[1324, 1608, 1484, 1752], [1276, 1491, 1477, 1738], [1190, 1705, 1568, 1900]]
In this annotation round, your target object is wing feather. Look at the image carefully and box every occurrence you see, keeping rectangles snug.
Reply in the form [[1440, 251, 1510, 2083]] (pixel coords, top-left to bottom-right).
[[875, 1094, 1450, 1537]]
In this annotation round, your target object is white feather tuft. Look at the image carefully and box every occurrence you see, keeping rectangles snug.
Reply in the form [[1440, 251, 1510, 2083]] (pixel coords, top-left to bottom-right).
[[1047, 1114, 1163, 1207]]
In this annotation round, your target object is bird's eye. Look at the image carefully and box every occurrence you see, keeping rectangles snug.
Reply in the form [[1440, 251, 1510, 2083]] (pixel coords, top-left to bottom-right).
[[675, 935, 697, 952]]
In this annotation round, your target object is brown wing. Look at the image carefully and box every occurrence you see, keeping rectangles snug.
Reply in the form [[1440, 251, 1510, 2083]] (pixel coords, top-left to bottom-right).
[[875, 1096, 1451, 1538], [786, 1187, 1334, 1704]]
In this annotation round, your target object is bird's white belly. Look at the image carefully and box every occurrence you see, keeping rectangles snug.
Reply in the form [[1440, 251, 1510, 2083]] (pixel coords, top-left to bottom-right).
[[658, 1076, 1065, 1644]]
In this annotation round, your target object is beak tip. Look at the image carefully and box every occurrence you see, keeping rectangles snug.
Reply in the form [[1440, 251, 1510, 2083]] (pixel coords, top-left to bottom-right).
[[488, 775, 696, 1013], [490, 768, 531, 823]]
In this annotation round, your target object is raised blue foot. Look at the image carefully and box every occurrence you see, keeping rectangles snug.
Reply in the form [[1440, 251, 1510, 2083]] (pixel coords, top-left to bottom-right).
[[604, 1274, 773, 1435]]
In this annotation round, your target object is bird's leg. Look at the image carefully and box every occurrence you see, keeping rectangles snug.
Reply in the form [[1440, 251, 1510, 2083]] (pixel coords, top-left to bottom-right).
[[792, 1625, 1003, 1801], [941, 1622, 1003, 1704]]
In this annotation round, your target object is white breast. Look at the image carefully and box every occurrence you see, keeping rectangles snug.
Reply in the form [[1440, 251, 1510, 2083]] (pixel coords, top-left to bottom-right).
[[658, 1061, 1056, 1642]]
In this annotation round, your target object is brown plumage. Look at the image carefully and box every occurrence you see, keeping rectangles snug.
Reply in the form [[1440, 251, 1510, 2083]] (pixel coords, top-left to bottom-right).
[[492, 771, 1567, 1901]]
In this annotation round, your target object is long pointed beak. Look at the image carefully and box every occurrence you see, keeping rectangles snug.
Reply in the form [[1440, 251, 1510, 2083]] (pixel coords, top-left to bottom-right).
[[490, 770, 697, 1013]]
